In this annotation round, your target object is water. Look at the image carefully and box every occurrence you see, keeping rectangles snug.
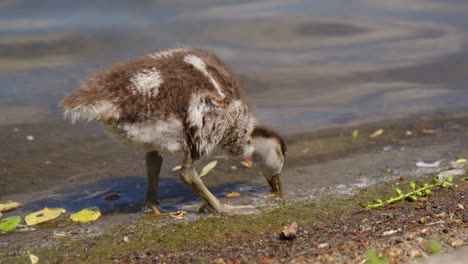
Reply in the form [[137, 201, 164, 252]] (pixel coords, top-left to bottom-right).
[[1, 0, 468, 210]]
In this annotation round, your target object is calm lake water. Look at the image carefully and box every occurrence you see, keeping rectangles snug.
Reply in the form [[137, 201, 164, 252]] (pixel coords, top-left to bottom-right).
[[1, 0, 468, 210]]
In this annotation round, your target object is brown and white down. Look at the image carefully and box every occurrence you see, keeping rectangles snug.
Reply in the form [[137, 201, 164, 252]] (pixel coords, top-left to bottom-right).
[[60, 48, 286, 214]]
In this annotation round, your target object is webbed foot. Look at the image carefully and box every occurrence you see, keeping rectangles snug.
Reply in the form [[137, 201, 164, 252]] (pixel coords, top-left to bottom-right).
[[142, 199, 164, 214]]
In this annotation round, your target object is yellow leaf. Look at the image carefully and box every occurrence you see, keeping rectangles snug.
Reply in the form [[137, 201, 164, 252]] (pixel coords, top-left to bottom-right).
[[25, 207, 66, 225], [27, 251, 39, 264], [0, 202, 21, 212], [240, 161, 252, 168], [451, 158, 467, 164], [199, 160, 218, 177], [171, 165, 182, 172], [352, 130, 359, 137], [369, 128, 384, 138], [70, 208, 101, 223], [169, 210, 187, 220]]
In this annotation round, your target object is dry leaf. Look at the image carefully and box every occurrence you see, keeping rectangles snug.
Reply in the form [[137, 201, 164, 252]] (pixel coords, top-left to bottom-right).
[[70, 208, 101, 223], [280, 221, 298, 240], [27, 251, 39, 264], [416, 160, 441, 168], [25, 207, 66, 225], [225, 191, 242, 198], [169, 210, 187, 220], [421, 129, 437, 134], [171, 165, 182, 172], [369, 128, 384, 138], [199, 160, 218, 177], [0, 202, 21, 212]]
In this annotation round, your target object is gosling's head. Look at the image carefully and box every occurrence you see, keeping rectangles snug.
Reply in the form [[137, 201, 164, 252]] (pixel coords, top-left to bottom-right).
[[249, 126, 287, 194]]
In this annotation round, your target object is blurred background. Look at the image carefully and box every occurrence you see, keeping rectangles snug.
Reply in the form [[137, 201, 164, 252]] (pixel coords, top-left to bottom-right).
[[1, 0, 467, 206]]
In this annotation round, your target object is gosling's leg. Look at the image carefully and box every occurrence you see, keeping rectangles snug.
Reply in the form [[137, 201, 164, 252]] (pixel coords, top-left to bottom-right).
[[142, 151, 164, 213], [180, 166, 255, 214], [180, 166, 223, 212]]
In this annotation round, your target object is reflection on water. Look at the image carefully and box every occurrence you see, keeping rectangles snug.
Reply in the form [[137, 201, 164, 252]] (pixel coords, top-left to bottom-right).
[[1, 0, 468, 204]]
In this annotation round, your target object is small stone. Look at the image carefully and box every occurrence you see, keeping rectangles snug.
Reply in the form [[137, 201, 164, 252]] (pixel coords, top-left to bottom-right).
[[317, 243, 328, 249], [442, 228, 449, 233], [230, 165, 237, 170], [26, 135, 34, 141], [451, 240, 464, 247], [123, 236, 129, 242], [435, 212, 446, 218], [419, 218, 426, 224], [280, 221, 298, 240], [456, 204, 464, 210]]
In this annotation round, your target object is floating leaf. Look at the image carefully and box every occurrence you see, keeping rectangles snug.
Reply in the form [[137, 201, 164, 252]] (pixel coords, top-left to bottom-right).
[[70, 208, 101, 223], [0, 202, 21, 212], [169, 210, 187, 220], [27, 251, 39, 264], [425, 189, 432, 195], [432, 177, 439, 184], [25, 207, 66, 225], [415, 191, 423, 196], [408, 196, 417, 201], [0, 216, 21, 232], [409, 182, 416, 190], [171, 165, 182, 172], [369, 128, 384, 138], [199, 160, 218, 177], [352, 130, 359, 137]]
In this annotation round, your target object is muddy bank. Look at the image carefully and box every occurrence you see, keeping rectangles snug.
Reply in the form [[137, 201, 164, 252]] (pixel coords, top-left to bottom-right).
[[0, 114, 467, 263]]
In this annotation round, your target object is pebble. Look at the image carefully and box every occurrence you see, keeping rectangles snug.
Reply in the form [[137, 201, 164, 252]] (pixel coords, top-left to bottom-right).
[[123, 236, 129, 242], [418, 218, 426, 224], [26, 135, 34, 141], [437, 169, 465, 181]]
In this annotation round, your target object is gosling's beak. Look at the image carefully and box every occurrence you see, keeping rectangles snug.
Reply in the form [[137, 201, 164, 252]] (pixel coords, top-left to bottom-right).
[[267, 174, 282, 195]]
